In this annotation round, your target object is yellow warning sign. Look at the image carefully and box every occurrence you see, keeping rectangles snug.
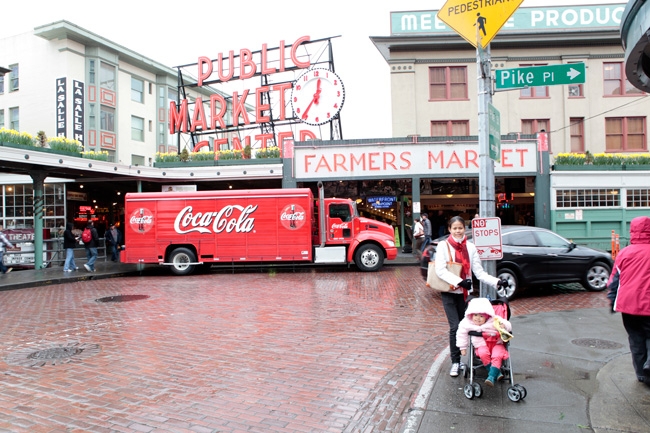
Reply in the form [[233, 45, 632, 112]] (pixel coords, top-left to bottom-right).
[[437, 0, 524, 49]]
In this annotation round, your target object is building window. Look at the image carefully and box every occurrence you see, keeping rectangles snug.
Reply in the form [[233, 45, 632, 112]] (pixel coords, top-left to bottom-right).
[[519, 64, 547, 98], [521, 119, 549, 135], [628, 189, 650, 208], [431, 120, 469, 136], [131, 77, 144, 103], [100, 62, 116, 90], [9, 64, 19, 92], [429, 66, 467, 100], [0, 75, 4, 94], [556, 189, 620, 208], [0, 109, 4, 128], [9, 107, 19, 130], [131, 155, 145, 166], [605, 117, 646, 151], [570, 118, 584, 152], [604, 62, 644, 96], [131, 116, 144, 141], [89, 60, 95, 84], [100, 106, 115, 132]]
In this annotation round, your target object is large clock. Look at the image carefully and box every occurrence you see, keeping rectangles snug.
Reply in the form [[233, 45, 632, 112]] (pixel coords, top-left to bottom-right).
[[291, 68, 345, 126]]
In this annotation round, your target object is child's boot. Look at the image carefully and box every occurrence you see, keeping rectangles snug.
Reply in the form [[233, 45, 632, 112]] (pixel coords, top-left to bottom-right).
[[485, 366, 500, 387]]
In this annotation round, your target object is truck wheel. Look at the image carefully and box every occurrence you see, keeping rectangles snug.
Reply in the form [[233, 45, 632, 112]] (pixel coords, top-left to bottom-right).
[[169, 248, 196, 276], [355, 244, 383, 272]]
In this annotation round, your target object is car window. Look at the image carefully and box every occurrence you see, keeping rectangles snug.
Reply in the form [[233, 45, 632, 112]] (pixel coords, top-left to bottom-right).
[[503, 231, 538, 247], [536, 231, 570, 248]]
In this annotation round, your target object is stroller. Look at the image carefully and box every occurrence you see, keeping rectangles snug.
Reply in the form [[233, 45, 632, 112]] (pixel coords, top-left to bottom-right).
[[459, 296, 528, 402]]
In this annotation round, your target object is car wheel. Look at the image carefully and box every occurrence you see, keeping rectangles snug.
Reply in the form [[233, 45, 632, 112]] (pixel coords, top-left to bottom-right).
[[496, 269, 519, 300], [355, 244, 384, 272], [169, 247, 197, 276], [582, 261, 611, 292]]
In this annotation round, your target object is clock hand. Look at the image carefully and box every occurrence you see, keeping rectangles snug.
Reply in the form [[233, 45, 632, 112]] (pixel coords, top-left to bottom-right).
[[302, 79, 322, 120]]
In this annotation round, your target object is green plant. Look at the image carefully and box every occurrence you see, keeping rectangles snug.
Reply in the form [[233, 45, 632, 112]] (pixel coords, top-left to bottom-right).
[[218, 149, 244, 160], [155, 152, 180, 163], [554, 152, 650, 166], [49, 136, 83, 153], [190, 151, 215, 161], [81, 150, 109, 161], [180, 148, 190, 162], [0, 128, 35, 146], [36, 131, 47, 147], [255, 146, 281, 159], [243, 145, 252, 159]]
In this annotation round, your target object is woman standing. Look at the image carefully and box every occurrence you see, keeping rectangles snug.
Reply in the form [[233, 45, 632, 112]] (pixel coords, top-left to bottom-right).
[[607, 216, 650, 385], [62, 222, 79, 272], [434, 216, 506, 377]]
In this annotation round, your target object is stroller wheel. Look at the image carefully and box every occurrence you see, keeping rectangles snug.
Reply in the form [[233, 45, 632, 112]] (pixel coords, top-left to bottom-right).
[[514, 384, 527, 400], [472, 382, 483, 398], [463, 384, 475, 399], [507, 386, 522, 402]]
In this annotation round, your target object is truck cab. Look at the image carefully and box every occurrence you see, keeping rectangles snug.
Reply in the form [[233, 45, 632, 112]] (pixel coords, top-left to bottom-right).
[[316, 198, 397, 271]]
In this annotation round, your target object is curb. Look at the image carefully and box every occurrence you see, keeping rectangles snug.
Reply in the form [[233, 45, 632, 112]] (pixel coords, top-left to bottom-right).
[[400, 347, 450, 433]]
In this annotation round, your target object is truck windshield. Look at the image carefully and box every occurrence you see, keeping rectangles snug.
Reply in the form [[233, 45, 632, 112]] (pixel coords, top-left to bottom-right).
[[351, 202, 359, 218]]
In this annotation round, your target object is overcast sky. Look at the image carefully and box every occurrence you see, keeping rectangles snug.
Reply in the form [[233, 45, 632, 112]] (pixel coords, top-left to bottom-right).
[[1, 0, 625, 140]]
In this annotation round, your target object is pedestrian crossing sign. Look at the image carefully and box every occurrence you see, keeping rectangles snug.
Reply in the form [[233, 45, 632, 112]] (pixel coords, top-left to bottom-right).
[[437, 0, 524, 49]]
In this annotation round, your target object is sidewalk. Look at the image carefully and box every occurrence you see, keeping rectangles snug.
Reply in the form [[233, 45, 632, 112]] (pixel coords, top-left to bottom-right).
[[403, 308, 650, 433], [0, 251, 418, 292]]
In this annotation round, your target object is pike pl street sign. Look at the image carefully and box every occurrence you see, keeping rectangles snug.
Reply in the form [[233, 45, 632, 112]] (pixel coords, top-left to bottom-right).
[[495, 63, 586, 90]]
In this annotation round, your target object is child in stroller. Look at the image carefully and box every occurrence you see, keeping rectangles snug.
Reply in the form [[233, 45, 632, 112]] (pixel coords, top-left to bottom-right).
[[456, 297, 513, 386]]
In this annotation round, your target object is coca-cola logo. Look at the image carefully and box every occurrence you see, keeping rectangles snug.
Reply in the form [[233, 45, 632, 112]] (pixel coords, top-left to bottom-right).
[[174, 204, 257, 234], [331, 223, 349, 229], [280, 203, 307, 230], [129, 208, 154, 233]]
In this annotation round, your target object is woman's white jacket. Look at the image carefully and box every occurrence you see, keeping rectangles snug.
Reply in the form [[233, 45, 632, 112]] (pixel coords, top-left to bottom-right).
[[434, 239, 500, 295]]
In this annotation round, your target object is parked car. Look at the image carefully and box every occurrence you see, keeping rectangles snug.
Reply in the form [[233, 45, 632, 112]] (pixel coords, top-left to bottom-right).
[[420, 225, 613, 300]]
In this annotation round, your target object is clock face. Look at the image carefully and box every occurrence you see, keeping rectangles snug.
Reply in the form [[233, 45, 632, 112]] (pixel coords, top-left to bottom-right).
[[291, 69, 345, 126]]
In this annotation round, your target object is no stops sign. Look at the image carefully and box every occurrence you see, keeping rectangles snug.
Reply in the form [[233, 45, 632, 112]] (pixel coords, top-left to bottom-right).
[[471, 217, 503, 260]]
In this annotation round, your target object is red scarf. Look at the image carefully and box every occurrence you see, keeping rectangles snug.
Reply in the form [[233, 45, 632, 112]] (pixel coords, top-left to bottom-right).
[[448, 235, 471, 279]]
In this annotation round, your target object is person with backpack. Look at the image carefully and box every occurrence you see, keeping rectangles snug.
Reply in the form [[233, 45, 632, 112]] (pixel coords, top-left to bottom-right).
[[82, 221, 99, 272]]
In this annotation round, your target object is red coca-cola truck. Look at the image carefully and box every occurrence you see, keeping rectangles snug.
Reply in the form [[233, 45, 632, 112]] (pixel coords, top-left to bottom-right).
[[123, 184, 397, 275]]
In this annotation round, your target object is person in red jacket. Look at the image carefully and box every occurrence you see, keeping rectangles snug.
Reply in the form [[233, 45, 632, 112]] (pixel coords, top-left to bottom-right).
[[607, 216, 650, 386]]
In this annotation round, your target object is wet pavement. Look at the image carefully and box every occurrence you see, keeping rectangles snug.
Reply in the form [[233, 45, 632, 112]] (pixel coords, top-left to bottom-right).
[[0, 255, 645, 433]]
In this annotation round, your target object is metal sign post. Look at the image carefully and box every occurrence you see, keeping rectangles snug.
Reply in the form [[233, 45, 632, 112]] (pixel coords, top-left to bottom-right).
[[477, 44, 496, 298]]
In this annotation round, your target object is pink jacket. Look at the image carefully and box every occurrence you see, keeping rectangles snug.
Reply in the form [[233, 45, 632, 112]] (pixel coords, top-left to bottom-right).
[[608, 216, 650, 316], [456, 297, 512, 351]]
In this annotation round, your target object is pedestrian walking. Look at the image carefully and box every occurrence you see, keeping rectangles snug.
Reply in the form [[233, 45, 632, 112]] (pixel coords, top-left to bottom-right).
[[62, 222, 79, 272], [82, 221, 99, 272], [0, 225, 15, 274], [105, 222, 122, 262], [434, 215, 507, 377], [607, 216, 650, 386], [412, 217, 424, 259], [420, 213, 432, 253]]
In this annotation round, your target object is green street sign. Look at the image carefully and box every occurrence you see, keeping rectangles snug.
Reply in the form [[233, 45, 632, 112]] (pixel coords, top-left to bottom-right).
[[488, 103, 500, 163], [495, 63, 585, 90]]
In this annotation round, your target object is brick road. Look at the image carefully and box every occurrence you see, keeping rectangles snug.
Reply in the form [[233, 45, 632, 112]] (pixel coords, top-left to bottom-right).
[[0, 266, 608, 433]]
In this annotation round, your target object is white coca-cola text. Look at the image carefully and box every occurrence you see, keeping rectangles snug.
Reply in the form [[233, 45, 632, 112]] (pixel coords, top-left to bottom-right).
[[331, 223, 349, 229], [173, 205, 258, 234], [280, 211, 305, 221], [130, 215, 153, 225]]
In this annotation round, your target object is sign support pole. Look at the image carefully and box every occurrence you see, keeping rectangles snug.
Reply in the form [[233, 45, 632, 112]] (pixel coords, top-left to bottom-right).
[[477, 43, 497, 298]]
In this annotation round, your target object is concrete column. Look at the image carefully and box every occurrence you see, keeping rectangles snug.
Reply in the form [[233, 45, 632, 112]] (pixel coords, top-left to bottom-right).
[[29, 171, 47, 269]]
